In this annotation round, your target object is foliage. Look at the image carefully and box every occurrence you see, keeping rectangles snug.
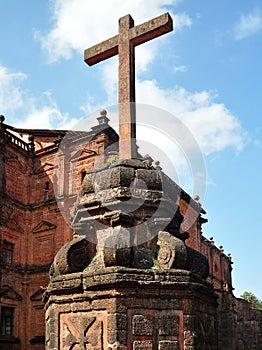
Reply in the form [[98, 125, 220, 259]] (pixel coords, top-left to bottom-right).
[[107, 156, 116, 164], [240, 291, 262, 310]]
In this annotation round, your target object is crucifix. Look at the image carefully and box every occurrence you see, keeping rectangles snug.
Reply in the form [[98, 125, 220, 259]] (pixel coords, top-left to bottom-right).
[[84, 13, 173, 159]]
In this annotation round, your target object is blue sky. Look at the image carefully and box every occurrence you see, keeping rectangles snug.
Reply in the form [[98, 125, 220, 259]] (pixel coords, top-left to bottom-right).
[[0, 0, 261, 299]]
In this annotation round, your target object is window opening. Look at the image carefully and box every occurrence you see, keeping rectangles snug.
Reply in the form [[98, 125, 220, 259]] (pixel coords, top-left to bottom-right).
[[1, 241, 14, 265], [81, 171, 87, 183], [45, 182, 49, 201], [0, 307, 14, 336]]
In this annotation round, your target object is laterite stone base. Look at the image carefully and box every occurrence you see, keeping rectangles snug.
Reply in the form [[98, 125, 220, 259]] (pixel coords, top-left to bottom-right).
[[44, 267, 218, 350]]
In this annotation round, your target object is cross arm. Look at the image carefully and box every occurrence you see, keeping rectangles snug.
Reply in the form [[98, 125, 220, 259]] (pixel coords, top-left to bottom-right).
[[130, 12, 173, 47], [84, 35, 118, 66]]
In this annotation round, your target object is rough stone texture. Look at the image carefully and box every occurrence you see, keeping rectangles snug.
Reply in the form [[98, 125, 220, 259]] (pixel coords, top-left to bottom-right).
[[69, 157, 208, 281], [153, 230, 187, 270], [44, 268, 218, 350], [52, 236, 96, 276], [84, 13, 173, 159]]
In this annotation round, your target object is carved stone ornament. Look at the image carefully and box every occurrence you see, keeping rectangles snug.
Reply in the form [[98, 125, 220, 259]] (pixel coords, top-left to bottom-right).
[[153, 231, 187, 270], [52, 236, 96, 276]]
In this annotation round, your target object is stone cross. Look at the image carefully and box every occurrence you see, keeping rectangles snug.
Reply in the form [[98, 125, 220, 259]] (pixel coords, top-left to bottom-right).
[[84, 13, 173, 159]]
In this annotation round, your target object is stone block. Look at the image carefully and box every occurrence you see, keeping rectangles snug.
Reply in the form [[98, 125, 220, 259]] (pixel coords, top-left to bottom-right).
[[109, 166, 135, 187], [133, 340, 153, 350], [158, 313, 180, 336], [132, 314, 154, 336], [80, 172, 94, 194], [158, 340, 179, 350], [136, 169, 162, 190]]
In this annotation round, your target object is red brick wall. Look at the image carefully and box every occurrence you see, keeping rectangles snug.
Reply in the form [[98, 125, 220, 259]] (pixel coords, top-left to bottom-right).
[[0, 129, 112, 350]]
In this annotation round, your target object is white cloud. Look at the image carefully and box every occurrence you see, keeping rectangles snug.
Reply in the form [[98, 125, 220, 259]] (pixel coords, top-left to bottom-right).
[[136, 79, 245, 155], [80, 76, 245, 194], [15, 91, 78, 130], [36, 0, 191, 63], [0, 65, 76, 130], [234, 7, 262, 40], [0, 66, 27, 113]]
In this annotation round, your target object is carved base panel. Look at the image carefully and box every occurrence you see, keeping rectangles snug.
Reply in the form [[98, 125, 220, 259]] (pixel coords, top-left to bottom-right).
[[45, 268, 218, 350], [60, 311, 107, 350], [129, 309, 183, 350]]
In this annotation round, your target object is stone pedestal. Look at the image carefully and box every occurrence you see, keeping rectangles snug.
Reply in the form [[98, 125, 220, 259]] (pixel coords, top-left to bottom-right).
[[44, 267, 217, 350], [44, 158, 218, 349]]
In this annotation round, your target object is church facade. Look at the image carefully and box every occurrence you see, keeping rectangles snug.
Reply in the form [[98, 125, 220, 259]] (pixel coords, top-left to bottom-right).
[[0, 113, 261, 350]]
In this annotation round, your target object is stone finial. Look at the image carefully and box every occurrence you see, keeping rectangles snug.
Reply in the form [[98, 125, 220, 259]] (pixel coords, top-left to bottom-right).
[[28, 134, 35, 152], [28, 134, 34, 142], [142, 154, 153, 167], [155, 160, 162, 170], [209, 236, 214, 245], [219, 245, 224, 253], [194, 195, 200, 202], [0, 115, 5, 123], [97, 109, 110, 125]]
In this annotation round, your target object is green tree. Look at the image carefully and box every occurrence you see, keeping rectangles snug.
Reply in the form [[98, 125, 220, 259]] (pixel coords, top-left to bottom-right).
[[240, 291, 262, 310]]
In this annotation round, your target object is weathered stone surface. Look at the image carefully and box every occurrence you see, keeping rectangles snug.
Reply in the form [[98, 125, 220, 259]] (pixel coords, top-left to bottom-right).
[[109, 166, 135, 188], [103, 226, 133, 267], [59, 311, 107, 350], [158, 313, 180, 335], [158, 340, 179, 350], [111, 159, 147, 169], [136, 168, 162, 190], [85, 13, 173, 159], [185, 246, 209, 279], [153, 231, 187, 270], [132, 314, 154, 335], [52, 236, 96, 276], [2, 68, 262, 350], [80, 172, 94, 194], [45, 267, 218, 349], [133, 340, 153, 349], [132, 246, 154, 269]]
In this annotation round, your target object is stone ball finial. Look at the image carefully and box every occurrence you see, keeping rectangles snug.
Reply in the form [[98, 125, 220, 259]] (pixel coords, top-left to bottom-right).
[[142, 154, 153, 167], [154, 160, 162, 170], [0, 115, 5, 123], [100, 109, 107, 116], [28, 134, 35, 152], [97, 109, 109, 125], [194, 195, 200, 201]]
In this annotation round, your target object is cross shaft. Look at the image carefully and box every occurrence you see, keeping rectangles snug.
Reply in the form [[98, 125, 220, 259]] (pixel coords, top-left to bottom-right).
[[84, 13, 173, 159]]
